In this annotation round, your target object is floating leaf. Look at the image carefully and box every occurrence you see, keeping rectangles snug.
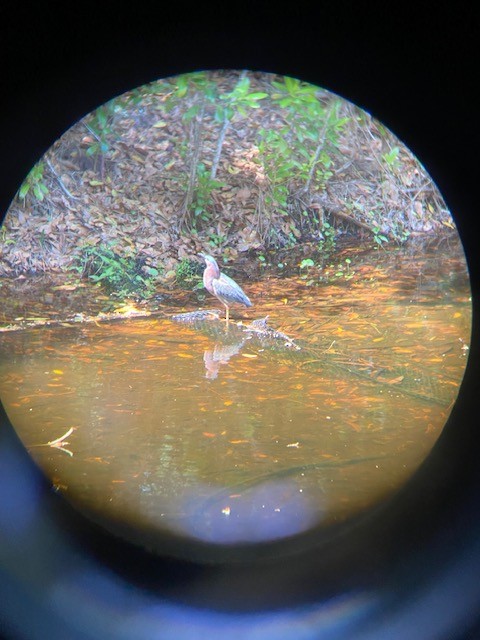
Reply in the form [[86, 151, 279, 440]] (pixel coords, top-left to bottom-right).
[[377, 375, 405, 385]]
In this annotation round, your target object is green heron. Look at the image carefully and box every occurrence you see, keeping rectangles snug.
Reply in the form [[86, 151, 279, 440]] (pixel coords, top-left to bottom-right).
[[199, 253, 252, 323]]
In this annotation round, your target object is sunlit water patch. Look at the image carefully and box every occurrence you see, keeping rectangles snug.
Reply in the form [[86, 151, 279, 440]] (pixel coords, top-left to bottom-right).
[[0, 245, 470, 550]]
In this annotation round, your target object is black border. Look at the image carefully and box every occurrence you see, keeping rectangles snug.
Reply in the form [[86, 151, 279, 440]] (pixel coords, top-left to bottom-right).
[[1, 5, 479, 639]]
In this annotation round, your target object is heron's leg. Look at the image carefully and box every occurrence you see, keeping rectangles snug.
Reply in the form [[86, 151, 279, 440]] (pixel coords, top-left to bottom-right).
[[225, 305, 230, 324]]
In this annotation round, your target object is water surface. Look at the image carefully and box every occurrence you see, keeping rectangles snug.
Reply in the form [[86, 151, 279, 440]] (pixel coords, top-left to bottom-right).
[[0, 244, 471, 548]]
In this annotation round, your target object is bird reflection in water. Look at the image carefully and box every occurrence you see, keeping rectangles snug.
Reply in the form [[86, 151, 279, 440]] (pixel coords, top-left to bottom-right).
[[203, 340, 245, 379]]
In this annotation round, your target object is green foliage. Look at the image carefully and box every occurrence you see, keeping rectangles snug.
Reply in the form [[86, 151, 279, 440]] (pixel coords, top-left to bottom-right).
[[215, 75, 267, 122], [257, 128, 293, 217], [71, 243, 159, 299], [175, 258, 199, 287], [18, 161, 49, 203], [298, 253, 354, 283], [333, 257, 354, 280], [165, 72, 218, 125], [0, 226, 15, 246], [167, 72, 266, 124], [165, 73, 350, 243], [271, 76, 319, 106], [84, 102, 117, 160], [84, 87, 161, 169], [372, 226, 389, 248], [268, 78, 349, 186], [361, 211, 389, 248], [317, 221, 336, 253], [208, 232, 227, 249], [257, 79, 349, 246], [298, 256, 319, 285], [299, 258, 315, 269], [382, 146, 401, 170], [166, 72, 267, 230], [323, 257, 355, 281], [189, 163, 226, 225]]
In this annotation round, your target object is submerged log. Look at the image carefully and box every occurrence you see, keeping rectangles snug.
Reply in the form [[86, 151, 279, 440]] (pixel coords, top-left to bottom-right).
[[170, 309, 454, 407], [171, 309, 222, 322], [170, 311, 300, 350]]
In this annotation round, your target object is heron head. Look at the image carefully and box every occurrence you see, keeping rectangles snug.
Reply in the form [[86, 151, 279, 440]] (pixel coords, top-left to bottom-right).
[[199, 253, 216, 266], [198, 253, 220, 277]]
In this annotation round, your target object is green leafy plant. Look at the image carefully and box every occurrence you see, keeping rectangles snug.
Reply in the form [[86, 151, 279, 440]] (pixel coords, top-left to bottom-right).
[[18, 161, 49, 203], [372, 225, 389, 248], [317, 221, 336, 253], [166, 73, 217, 228], [269, 79, 349, 191], [0, 226, 15, 246], [85, 106, 114, 157], [257, 79, 349, 246], [299, 258, 315, 270], [382, 146, 401, 170], [257, 128, 293, 218], [210, 73, 267, 179], [208, 232, 227, 249], [175, 258, 199, 287], [299, 257, 318, 285], [189, 163, 226, 226], [165, 72, 214, 111], [362, 210, 390, 249], [71, 243, 159, 299], [168, 72, 266, 230], [333, 257, 354, 280], [83, 101, 119, 177]]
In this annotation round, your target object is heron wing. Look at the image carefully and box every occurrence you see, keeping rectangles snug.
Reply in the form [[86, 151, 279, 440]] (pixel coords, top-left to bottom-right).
[[212, 273, 252, 307]]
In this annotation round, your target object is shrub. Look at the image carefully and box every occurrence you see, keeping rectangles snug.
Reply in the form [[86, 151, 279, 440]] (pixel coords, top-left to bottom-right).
[[71, 243, 159, 299]]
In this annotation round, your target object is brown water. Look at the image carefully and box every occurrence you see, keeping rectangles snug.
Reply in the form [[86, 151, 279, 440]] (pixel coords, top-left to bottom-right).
[[0, 244, 471, 548]]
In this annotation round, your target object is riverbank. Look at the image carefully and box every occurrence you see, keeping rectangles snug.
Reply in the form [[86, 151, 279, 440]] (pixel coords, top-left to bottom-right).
[[1, 71, 453, 286]]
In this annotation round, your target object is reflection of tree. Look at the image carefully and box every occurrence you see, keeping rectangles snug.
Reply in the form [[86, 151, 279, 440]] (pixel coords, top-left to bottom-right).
[[203, 340, 246, 379]]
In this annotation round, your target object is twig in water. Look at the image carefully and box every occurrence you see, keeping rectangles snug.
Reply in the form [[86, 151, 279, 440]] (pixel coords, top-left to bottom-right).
[[30, 426, 76, 457]]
